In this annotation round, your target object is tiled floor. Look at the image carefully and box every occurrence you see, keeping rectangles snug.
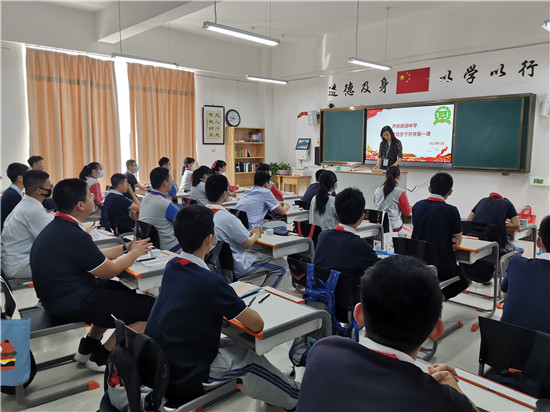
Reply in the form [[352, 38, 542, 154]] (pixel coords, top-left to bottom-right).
[[1, 240, 532, 412]]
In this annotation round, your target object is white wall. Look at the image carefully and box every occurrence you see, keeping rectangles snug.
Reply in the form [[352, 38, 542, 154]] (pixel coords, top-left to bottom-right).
[[1, 41, 29, 190]]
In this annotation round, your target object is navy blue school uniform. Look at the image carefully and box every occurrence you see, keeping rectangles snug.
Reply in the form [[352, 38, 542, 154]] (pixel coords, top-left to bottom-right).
[[100, 190, 135, 233], [30, 213, 153, 326], [297, 336, 475, 412], [1, 185, 23, 231], [471, 193, 518, 227], [145, 256, 246, 402], [314, 224, 379, 275], [301, 182, 320, 203], [501, 254, 550, 334], [125, 171, 138, 193]]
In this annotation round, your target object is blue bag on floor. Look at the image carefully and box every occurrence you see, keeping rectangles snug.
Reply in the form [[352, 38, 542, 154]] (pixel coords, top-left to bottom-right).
[[1, 318, 31, 386]]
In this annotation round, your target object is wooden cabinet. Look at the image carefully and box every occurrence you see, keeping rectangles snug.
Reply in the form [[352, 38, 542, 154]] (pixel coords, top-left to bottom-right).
[[225, 127, 265, 187]]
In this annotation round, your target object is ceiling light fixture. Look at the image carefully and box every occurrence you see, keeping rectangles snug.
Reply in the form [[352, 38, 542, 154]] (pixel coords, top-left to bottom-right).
[[245, 75, 287, 85], [203, 21, 280, 46], [348, 2, 391, 71]]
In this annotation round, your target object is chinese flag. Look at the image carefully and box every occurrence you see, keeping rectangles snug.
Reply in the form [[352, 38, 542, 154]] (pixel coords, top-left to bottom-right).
[[396, 67, 430, 94]]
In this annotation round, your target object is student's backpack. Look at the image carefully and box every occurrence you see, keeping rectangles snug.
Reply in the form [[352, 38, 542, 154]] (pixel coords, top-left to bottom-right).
[[100, 319, 169, 412], [289, 264, 359, 367]]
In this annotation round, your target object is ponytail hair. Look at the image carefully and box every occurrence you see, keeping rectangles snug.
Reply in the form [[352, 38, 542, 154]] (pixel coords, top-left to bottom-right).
[[383, 166, 400, 198], [182, 157, 195, 176], [79, 162, 100, 181], [315, 170, 337, 215], [212, 160, 227, 173], [192, 166, 212, 187]]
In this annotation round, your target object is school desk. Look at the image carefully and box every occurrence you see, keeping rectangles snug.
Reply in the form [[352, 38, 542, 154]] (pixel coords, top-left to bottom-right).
[[357, 222, 385, 249], [273, 176, 311, 195], [453, 237, 500, 317], [335, 170, 408, 205], [222, 287, 331, 356], [118, 250, 178, 295], [415, 360, 535, 411], [285, 208, 309, 223], [253, 233, 314, 261], [91, 228, 124, 248], [281, 192, 302, 203], [507, 223, 537, 258], [222, 200, 238, 208]]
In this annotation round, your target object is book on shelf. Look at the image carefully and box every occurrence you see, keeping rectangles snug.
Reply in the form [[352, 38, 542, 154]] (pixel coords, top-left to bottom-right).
[[235, 162, 259, 173]]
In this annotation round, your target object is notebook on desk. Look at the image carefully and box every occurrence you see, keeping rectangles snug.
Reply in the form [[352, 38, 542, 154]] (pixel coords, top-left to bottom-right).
[[230, 281, 260, 298]]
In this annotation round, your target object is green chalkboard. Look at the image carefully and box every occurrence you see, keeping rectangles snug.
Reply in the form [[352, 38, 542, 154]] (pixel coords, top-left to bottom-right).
[[320, 94, 534, 171], [321, 109, 364, 163], [452, 97, 525, 170]]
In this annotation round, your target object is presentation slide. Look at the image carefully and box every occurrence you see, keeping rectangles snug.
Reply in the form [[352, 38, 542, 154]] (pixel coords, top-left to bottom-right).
[[365, 104, 455, 164]]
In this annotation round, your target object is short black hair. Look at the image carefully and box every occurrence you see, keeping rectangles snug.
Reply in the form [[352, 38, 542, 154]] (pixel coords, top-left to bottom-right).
[[361, 256, 442, 354], [174, 205, 215, 253], [7, 163, 29, 183], [539, 215, 550, 251], [150, 167, 170, 190], [53, 178, 88, 214], [159, 157, 170, 167], [315, 169, 326, 182], [126, 159, 136, 169], [254, 171, 271, 187], [257, 163, 271, 173], [205, 174, 229, 202], [430, 172, 453, 197], [27, 156, 43, 168], [334, 187, 365, 225], [111, 173, 127, 189], [23, 170, 49, 194]]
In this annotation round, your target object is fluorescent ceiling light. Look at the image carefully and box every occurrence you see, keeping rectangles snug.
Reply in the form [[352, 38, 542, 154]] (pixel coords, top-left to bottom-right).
[[348, 57, 391, 71], [112, 53, 193, 71], [543, 20, 550, 32], [246, 75, 287, 85], [203, 21, 280, 46]]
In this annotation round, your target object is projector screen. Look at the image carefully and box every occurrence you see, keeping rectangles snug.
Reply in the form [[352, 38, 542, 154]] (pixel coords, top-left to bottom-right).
[[365, 104, 455, 165]]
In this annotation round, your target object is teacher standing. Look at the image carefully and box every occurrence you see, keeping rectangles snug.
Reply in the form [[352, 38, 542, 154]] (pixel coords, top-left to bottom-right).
[[374, 125, 402, 170]]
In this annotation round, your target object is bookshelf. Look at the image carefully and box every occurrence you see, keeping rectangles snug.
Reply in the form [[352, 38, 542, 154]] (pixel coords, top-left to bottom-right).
[[226, 127, 265, 187]]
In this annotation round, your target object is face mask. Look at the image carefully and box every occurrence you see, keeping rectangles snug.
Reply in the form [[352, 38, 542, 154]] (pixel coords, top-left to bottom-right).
[[39, 187, 52, 198], [168, 165, 172, 171], [134, 166, 139, 173], [98, 171, 104, 178]]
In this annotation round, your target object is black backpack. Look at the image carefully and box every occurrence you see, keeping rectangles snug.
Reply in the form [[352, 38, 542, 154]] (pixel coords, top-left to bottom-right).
[[101, 319, 169, 412]]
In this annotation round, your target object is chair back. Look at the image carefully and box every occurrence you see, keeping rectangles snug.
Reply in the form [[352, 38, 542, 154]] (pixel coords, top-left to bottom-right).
[[106, 208, 118, 236], [228, 209, 249, 229], [205, 241, 235, 283], [293, 221, 322, 246], [181, 198, 197, 208], [462, 221, 507, 249], [1, 271, 16, 318], [392, 237, 440, 268], [365, 209, 390, 233], [294, 200, 310, 211], [136, 221, 161, 249]]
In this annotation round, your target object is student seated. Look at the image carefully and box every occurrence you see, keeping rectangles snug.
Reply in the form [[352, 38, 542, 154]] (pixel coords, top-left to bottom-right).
[[100, 173, 140, 234], [79, 162, 104, 210], [144, 205, 299, 409], [30, 178, 154, 372], [301, 169, 326, 204], [257, 163, 283, 199], [297, 256, 478, 412], [1, 170, 53, 279], [314, 187, 378, 277], [466, 192, 521, 251], [235, 172, 289, 228], [139, 167, 181, 252], [212, 160, 238, 192], [159, 156, 178, 196], [1, 162, 28, 231], [412, 172, 469, 300], [500, 215, 550, 334], [179, 157, 195, 192], [190, 165, 212, 206], [27, 155, 45, 171], [206, 174, 288, 287], [373, 166, 412, 232], [309, 170, 338, 231], [124, 159, 148, 193]]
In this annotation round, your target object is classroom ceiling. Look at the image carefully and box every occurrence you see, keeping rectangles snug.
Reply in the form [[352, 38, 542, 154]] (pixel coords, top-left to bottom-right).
[[44, 1, 472, 43]]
